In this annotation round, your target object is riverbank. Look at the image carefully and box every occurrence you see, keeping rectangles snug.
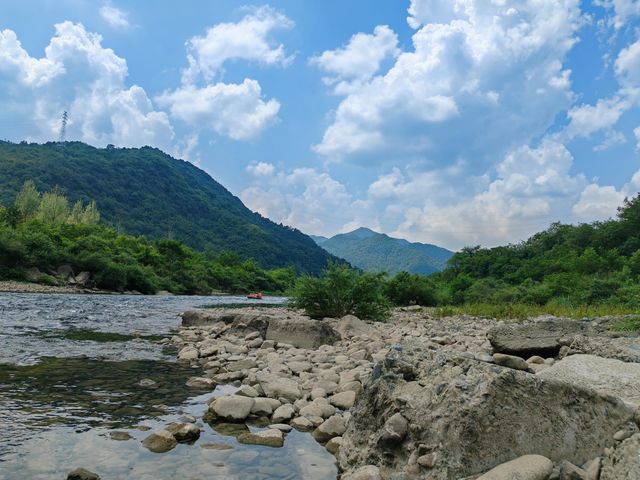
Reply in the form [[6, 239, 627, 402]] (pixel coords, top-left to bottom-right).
[[0, 280, 103, 294], [168, 306, 640, 479]]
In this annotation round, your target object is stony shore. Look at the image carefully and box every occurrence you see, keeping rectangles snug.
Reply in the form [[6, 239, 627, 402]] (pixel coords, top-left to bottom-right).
[[0, 280, 98, 294], [151, 306, 640, 480]]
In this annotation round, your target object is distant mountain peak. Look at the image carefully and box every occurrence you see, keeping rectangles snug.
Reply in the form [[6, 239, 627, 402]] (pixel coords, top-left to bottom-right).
[[344, 227, 378, 239]]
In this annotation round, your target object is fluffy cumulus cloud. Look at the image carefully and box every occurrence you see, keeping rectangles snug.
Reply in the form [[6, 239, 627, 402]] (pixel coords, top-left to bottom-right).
[[159, 6, 290, 141], [314, 0, 581, 166], [99, 3, 130, 29], [573, 171, 640, 220], [182, 5, 293, 83], [240, 166, 379, 235], [0, 22, 173, 148], [596, 0, 640, 29], [309, 25, 400, 94]]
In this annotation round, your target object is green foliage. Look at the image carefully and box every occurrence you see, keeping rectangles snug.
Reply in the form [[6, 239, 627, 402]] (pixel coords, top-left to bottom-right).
[[431, 195, 640, 311], [37, 190, 69, 224], [610, 316, 640, 332], [291, 263, 390, 321], [385, 271, 437, 306], [431, 303, 638, 321], [14, 180, 40, 221], [0, 141, 335, 274]]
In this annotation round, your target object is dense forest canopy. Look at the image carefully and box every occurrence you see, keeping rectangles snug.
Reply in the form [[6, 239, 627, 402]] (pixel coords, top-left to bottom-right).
[[0, 141, 334, 274]]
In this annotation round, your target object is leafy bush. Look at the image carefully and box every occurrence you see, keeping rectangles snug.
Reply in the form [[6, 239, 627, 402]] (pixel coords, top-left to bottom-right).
[[385, 271, 437, 306], [291, 263, 389, 321]]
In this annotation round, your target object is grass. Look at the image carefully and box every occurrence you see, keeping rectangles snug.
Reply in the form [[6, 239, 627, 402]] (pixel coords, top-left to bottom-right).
[[428, 303, 639, 321], [610, 316, 640, 332]]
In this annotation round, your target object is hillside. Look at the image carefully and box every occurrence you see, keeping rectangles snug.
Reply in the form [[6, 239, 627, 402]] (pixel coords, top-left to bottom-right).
[[315, 227, 454, 275], [0, 141, 333, 274]]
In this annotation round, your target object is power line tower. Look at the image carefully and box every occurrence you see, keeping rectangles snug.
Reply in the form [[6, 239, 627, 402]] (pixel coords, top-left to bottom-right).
[[58, 111, 68, 144]]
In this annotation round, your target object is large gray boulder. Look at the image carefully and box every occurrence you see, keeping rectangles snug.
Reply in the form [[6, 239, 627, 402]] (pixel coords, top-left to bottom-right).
[[208, 395, 255, 422], [538, 354, 640, 408], [181, 310, 271, 335], [338, 341, 635, 479], [266, 317, 340, 349], [256, 372, 301, 402], [487, 320, 588, 357]]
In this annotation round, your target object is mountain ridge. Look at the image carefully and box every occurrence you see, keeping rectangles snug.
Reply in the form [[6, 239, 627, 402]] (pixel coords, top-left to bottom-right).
[[0, 141, 334, 274], [313, 227, 454, 275]]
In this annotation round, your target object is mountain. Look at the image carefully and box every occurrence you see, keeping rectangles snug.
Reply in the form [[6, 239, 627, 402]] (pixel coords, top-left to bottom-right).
[[0, 141, 334, 274], [314, 227, 454, 275]]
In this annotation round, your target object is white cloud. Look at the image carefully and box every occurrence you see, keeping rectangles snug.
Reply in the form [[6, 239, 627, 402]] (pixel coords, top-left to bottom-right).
[[241, 167, 378, 235], [565, 95, 631, 138], [593, 130, 626, 151], [596, 0, 640, 29], [573, 171, 640, 220], [247, 161, 275, 176], [314, 0, 582, 167], [182, 6, 293, 83], [615, 39, 640, 87], [99, 3, 130, 30], [157, 79, 279, 141], [309, 25, 399, 94], [635, 126, 640, 149], [0, 22, 173, 149]]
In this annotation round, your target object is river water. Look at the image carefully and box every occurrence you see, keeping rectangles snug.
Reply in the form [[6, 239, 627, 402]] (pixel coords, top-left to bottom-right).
[[0, 293, 338, 479]]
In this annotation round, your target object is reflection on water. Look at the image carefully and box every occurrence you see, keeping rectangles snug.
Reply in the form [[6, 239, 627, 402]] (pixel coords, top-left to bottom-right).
[[0, 293, 336, 480]]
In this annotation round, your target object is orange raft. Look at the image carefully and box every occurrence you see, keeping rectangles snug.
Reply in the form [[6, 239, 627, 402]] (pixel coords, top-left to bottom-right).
[[247, 292, 263, 300]]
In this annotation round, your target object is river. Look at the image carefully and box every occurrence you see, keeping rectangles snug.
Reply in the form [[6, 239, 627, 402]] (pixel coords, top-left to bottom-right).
[[0, 293, 338, 479]]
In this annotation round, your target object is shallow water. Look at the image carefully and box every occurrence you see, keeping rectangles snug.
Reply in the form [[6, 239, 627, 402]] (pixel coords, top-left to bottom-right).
[[0, 293, 337, 479]]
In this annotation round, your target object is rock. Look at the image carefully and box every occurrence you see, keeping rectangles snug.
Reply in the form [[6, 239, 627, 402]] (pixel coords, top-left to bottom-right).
[[583, 458, 601, 480], [326, 436, 343, 454], [177, 345, 198, 361], [236, 385, 259, 397], [173, 423, 201, 443], [291, 416, 314, 430], [226, 358, 258, 371], [256, 373, 301, 402], [272, 404, 295, 423], [487, 320, 587, 357], [337, 315, 371, 339], [343, 465, 382, 480], [142, 430, 178, 453], [67, 468, 100, 480], [269, 423, 293, 432], [600, 433, 640, 479], [338, 341, 635, 479], [75, 271, 91, 285], [527, 355, 545, 364], [538, 354, 640, 408], [311, 387, 327, 399], [200, 443, 234, 450], [329, 391, 357, 409], [251, 397, 276, 416], [378, 413, 408, 448], [209, 395, 254, 422], [558, 460, 587, 480], [313, 415, 347, 442], [237, 429, 284, 448], [477, 455, 553, 480], [138, 378, 156, 387], [417, 453, 437, 468], [613, 428, 634, 441], [492, 353, 530, 371], [108, 431, 132, 441], [266, 317, 340, 349], [185, 376, 215, 388], [57, 264, 75, 280]]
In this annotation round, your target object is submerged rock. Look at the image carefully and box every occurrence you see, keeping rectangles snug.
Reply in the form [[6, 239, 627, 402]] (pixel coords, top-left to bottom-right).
[[237, 428, 284, 447], [67, 468, 100, 480], [142, 430, 177, 453]]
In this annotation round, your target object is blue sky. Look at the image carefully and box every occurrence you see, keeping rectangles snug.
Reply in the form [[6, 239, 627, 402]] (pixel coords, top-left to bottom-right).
[[0, 0, 639, 250]]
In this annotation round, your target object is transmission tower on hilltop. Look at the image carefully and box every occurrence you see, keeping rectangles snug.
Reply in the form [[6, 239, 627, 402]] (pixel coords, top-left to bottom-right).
[[58, 111, 68, 143]]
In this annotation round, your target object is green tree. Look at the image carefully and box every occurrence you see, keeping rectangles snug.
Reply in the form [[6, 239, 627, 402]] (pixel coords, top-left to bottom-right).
[[14, 180, 40, 221], [37, 190, 69, 224]]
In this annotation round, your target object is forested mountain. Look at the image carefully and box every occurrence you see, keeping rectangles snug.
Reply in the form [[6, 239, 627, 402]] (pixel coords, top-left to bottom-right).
[[0, 141, 333, 274], [314, 227, 454, 275]]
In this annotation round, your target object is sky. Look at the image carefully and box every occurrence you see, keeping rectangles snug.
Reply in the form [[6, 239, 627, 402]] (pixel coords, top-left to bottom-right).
[[0, 0, 639, 251]]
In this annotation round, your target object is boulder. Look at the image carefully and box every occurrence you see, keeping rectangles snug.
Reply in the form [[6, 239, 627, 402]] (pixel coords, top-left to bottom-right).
[[329, 391, 357, 410], [256, 373, 301, 402], [172, 423, 201, 443], [142, 430, 178, 453], [487, 320, 587, 357], [272, 404, 295, 423], [326, 436, 343, 455], [177, 345, 198, 361], [266, 317, 340, 349], [337, 315, 371, 339], [67, 468, 100, 480], [209, 395, 254, 422], [313, 415, 347, 442], [185, 376, 215, 388], [338, 341, 635, 479], [75, 271, 91, 285], [343, 465, 382, 480], [377, 413, 408, 448], [477, 455, 553, 480], [492, 353, 530, 371], [600, 433, 640, 479], [538, 354, 640, 408], [57, 264, 75, 280], [237, 429, 284, 448]]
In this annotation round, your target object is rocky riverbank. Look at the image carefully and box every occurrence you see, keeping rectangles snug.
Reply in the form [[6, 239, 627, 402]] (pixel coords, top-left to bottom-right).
[[162, 306, 640, 480], [0, 280, 99, 294]]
